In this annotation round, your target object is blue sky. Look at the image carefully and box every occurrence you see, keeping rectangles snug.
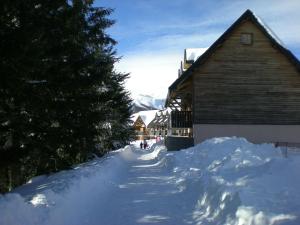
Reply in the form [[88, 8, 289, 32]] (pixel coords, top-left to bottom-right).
[[96, 0, 300, 98]]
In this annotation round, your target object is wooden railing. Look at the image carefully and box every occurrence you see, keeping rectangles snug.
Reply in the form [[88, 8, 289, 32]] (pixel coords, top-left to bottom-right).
[[171, 111, 192, 128]]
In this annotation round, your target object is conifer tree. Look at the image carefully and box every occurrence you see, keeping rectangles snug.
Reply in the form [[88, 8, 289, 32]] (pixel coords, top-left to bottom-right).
[[0, 0, 132, 192]]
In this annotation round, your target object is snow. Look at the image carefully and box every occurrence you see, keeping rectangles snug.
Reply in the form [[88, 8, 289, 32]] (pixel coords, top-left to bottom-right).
[[1, 137, 300, 225], [131, 110, 158, 126], [133, 94, 165, 111]]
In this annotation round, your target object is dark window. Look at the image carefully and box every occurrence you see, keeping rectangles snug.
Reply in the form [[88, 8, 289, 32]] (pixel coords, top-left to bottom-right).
[[240, 33, 253, 45]]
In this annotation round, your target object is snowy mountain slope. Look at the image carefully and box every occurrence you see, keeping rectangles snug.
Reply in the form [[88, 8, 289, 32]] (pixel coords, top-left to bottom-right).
[[1, 138, 300, 225], [132, 94, 165, 113]]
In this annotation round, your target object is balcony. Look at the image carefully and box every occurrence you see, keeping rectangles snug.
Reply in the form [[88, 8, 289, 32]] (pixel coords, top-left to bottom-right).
[[171, 111, 192, 128]]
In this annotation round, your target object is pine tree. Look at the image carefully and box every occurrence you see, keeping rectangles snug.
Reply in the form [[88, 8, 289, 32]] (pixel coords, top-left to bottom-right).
[[0, 0, 132, 192]]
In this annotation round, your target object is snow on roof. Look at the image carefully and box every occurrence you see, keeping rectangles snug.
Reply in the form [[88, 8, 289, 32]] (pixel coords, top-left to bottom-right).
[[131, 110, 158, 126], [252, 12, 285, 47], [155, 108, 170, 117], [185, 48, 208, 62], [130, 113, 140, 123]]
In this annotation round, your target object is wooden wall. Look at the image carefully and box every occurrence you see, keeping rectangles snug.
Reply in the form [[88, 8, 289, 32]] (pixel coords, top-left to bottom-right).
[[193, 20, 300, 124]]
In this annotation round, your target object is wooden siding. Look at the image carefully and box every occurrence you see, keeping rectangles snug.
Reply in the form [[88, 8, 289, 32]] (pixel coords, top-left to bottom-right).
[[193, 20, 300, 124]]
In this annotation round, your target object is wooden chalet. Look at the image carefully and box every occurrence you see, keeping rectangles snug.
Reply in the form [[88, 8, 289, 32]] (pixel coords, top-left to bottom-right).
[[147, 109, 170, 138], [165, 9, 300, 150], [132, 115, 147, 140], [131, 110, 158, 140]]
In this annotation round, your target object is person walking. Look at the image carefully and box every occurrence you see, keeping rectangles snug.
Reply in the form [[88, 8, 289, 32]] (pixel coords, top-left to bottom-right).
[[140, 141, 143, 149], [143, 140, 148, 149]]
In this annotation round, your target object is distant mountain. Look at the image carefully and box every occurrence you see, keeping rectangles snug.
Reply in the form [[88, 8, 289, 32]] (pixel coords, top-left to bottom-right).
[[132, 94, 165, 113]]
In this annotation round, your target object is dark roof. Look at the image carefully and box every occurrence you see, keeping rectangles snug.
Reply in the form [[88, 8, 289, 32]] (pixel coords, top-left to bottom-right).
[[147, 110, 170, 128], [168, 9, 300, 93]]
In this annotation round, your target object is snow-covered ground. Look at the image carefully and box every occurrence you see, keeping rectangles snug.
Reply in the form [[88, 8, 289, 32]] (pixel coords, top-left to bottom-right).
[[1, 137, 300, 225]]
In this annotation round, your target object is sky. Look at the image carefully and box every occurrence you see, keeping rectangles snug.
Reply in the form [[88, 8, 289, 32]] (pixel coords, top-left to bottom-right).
[[96, 0, 300, 99]]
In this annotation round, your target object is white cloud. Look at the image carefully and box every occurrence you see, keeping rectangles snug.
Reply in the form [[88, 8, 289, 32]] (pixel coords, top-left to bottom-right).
[[116, 51, 182, 99], [115, 33, 215, 99]]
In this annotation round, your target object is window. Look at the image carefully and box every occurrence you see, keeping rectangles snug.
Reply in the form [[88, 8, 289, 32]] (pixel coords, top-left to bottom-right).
[[240, 33, 253, 45]]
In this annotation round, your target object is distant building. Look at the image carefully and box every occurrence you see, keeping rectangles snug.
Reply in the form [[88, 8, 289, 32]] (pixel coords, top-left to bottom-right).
[[131, 110, 158, 140], [165, 9, 300, 150], [147, 109, 170, 138], [132, 115, 147, 140]]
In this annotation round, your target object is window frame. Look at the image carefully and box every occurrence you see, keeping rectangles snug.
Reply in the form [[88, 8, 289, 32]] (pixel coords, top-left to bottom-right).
[[240, 33, 253, 45]]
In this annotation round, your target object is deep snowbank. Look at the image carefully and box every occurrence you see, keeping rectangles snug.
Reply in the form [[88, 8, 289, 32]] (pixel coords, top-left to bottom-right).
[[1, 137, 300, 225], [165, 137, 300, 225], [0, 146, 133, 225]]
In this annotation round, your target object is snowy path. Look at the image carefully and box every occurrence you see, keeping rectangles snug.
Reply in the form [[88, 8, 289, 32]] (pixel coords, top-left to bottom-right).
[[1, 138, 300, 225], [0, 142, 202, 225], [99, 145, 199, 225]]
